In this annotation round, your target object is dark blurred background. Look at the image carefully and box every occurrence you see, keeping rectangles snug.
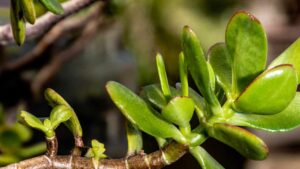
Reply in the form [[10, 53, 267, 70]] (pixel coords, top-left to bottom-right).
[[0, 0, 300, 168]]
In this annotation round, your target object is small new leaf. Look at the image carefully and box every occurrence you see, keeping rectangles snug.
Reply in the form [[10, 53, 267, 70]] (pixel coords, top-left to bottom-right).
[[162, 97, 195, 127], [49, 105, 72, 129], [19, 111, 47, 133]]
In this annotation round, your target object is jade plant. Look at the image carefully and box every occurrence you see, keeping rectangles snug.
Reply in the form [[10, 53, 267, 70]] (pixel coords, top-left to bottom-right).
[[1, 11, 300, 169]]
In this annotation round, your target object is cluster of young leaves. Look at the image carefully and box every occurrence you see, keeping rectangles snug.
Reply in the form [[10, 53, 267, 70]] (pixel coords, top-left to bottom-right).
[[17, 88, 107, 161], [106, 11, 300, 168], [0, 105, 46, 166], [10, 0, 64, 45]]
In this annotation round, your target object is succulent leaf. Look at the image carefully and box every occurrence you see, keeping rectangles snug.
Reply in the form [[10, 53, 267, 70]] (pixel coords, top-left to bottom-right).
[[234, 64, 297, 115], [226, 12, 267, 97], [106, 81, 187, 144]]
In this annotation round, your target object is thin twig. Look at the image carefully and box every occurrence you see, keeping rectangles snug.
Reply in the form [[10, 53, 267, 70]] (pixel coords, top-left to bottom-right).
[[0, 0, 106, 45]]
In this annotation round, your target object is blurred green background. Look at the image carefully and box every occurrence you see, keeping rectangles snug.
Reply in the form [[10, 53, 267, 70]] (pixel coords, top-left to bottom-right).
[[0, 0, 300, 168]]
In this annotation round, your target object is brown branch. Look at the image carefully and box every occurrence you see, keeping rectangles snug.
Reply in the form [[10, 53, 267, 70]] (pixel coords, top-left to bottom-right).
[[0, 0, 106, 45], [0, 142, 187, 169], [46, 137, 58, 157]]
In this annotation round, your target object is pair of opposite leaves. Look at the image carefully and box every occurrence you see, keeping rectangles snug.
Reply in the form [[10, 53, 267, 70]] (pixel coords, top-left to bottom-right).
[[10, 0, 64, 45]]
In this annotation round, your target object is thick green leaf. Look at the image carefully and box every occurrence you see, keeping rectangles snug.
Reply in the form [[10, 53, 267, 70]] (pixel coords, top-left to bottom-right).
[[49, 105, 72, 129], [20, 0, 36, 24], [19, 111, 47, 133], [126, 121, 143, 155], [140, 84, 180, 109], [44, 88, 82, 137], [182, 26, 219, 108], [234, 64, 297, 115], [208, 43, 232, 96], [207, 123, 268, 160], [226, 12, 267, 96], [39, 0, 64, 15], [227, 92, 300, 132], [106, 81, 186, 144], [269, 38, 300, 84], [189, 146, 224, 169], [10, 0, 26, 45], [44, 88, 70, 107], [162, 97, 195, 127]]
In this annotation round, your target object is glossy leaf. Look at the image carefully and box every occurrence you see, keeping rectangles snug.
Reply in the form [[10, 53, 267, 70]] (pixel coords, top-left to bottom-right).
[[126, 121, 143, 155], [162, 97, 195, 127], [49, 105, 72, 129], [269, 38, 300, 84], [19, 111, 47, 133], [140, 84, 180, 109], [106, 81, 186, 144], [45, 88, 82, 137], [177, 83, 207, 118], [182, 26, 219, 107], [207, 123, 268, 160], [227, 92, 300, 132], [20, 0, 36, 24], [234, 64, 297, 114], [208, 43, 232, 96], [39, 0, 64, 15], [10, 0, 26, 46], [189, 146, 224, 169], [156, 53, 171, 99], [226, 12, 267, 96]]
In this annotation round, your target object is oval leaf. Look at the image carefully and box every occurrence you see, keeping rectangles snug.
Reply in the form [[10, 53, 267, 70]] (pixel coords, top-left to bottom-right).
[[106, 81, 186, 144], [49, 105, 72, 129], [226, 12, 267, 96], [207, 123, 268, 160], [227, 92, 300, 132], [18, 111, 47, 133], [162, 97, 195, 127], [189, 146, 224, 169], [208, 43, 232, 96], [269, 38, 300, 84], [182, 26, 219, 107], [234, 64, 297, 115], [39, 0, 64, 15]]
